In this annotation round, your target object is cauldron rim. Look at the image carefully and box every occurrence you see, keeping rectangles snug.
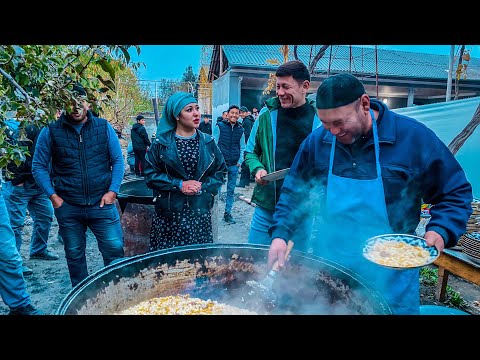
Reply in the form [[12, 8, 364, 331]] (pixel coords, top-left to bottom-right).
[[55, 243, 392, 315]]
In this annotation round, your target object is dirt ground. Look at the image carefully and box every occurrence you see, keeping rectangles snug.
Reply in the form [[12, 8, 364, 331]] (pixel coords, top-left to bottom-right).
[[1, 181, 479, 315]]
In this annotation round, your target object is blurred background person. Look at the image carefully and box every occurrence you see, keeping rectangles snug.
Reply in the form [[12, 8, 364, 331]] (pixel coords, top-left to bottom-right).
[[252, 107, 259, 120], [131, 114, 151, 178], [126, 141, 136, 174], [237, 106, 255, 188], [2, 120, 58, 277], [199, 115, 212, 135]]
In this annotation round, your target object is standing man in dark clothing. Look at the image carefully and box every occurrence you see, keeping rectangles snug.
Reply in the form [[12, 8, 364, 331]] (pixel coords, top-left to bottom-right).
[[131, 114, 151, 177], [252, 107, 259, 120], [215, 111, 228, 127], [215, 116, 224, 127], [2, 121, 58, 277], [32, 83, 125, 287], [199, 115, 213, 135], [213, 105, 246, 224], [237, 106, 255, 187]]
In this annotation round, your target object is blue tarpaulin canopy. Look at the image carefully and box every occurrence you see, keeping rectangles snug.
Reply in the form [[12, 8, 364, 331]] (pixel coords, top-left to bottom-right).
[[393, 97, 480, 197]]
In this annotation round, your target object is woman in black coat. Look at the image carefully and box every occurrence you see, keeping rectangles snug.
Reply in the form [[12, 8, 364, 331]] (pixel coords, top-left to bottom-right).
[[143, 92, 226, 251]]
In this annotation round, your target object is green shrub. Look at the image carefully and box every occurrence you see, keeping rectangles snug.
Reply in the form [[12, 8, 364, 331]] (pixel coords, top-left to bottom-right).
[[419, 267, 467, 308]]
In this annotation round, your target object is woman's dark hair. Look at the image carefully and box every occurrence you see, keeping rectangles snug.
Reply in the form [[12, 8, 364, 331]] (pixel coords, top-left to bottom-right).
[[275, 60, 310, 83]]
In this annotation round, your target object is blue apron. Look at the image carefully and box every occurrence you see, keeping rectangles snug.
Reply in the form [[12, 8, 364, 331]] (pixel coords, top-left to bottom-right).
[[317, 110, 419, 315]]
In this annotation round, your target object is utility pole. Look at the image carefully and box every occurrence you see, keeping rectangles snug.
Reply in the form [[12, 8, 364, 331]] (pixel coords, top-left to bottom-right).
[[219, 45, 223, 76], [152, 98, 159, 126], [446, 45, 455, 102]]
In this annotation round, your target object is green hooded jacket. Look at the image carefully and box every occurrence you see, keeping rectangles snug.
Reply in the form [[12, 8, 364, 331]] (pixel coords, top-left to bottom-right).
[[244, 96, 321, 211]]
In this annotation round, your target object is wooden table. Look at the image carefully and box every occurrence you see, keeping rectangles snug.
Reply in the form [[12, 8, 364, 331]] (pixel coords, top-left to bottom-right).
[[433, 248, 480, 301]]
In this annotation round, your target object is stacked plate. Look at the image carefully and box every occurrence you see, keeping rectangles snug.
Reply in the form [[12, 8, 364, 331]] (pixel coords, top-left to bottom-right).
[[457, 198, 480, 246], [461, 232, 480, 264], [466, 198, 480, 233]]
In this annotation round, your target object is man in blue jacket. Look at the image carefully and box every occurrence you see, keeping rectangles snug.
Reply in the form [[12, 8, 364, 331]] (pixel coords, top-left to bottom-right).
[[2, 121, 58, 277], [32, 83, 125, 287], [0, 177, 43, 315], [268, 73, 473, 314]]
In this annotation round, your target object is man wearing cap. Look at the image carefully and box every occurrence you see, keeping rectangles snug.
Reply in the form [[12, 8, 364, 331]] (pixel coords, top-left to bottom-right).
[[267, 73, 473, 314], [32, 83, 125, 287], [131, 114, 151, 177]]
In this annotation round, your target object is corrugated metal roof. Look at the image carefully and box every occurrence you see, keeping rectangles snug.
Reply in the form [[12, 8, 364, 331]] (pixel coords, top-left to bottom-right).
[[222, 45, 480, 80]]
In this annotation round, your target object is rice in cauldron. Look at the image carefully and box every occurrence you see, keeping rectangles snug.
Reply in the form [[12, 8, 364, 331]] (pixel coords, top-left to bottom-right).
[[116, 294, 257, 315]]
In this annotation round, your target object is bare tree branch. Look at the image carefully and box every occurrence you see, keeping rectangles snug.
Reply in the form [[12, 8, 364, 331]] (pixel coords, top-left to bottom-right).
[[293, 45, 299, 60], [308, 45, 330, 74], [0, 66, 31, 105], [448, 103, 480, 155]]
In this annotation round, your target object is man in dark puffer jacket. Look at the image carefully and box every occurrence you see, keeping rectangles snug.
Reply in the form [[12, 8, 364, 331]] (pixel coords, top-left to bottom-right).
[[32, 83, 125, 287]]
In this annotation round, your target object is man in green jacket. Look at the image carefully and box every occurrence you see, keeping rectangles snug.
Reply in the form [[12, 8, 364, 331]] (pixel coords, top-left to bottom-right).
[[244, 60, 321, 249]]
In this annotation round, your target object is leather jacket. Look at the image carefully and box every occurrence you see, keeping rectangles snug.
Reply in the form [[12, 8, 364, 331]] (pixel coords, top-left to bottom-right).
[[144, 129, 226, 214]]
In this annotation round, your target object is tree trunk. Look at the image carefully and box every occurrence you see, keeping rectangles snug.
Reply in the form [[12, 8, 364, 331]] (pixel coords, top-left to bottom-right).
[[448, 103, 480, 155], [288, 45, 330, 74]]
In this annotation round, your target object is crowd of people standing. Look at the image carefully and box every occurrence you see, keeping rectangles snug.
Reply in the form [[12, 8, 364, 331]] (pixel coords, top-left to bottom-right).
[[1, 60, 474, 315]]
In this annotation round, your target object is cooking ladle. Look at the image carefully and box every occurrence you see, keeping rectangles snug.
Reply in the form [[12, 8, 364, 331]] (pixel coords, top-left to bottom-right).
[[246, 240, 294, 302]]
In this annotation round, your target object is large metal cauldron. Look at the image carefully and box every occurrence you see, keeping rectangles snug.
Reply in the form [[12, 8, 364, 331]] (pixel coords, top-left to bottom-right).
[[116, 179, 154, 256], [56, 244, 392, 315]]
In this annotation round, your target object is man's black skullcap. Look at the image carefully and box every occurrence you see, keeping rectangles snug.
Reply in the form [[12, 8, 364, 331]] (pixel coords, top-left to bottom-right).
[[316, 73, 366, 109], [136, 115, 145, 121], [239, 106, 249, 112], [72, 83, 87, 97]]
